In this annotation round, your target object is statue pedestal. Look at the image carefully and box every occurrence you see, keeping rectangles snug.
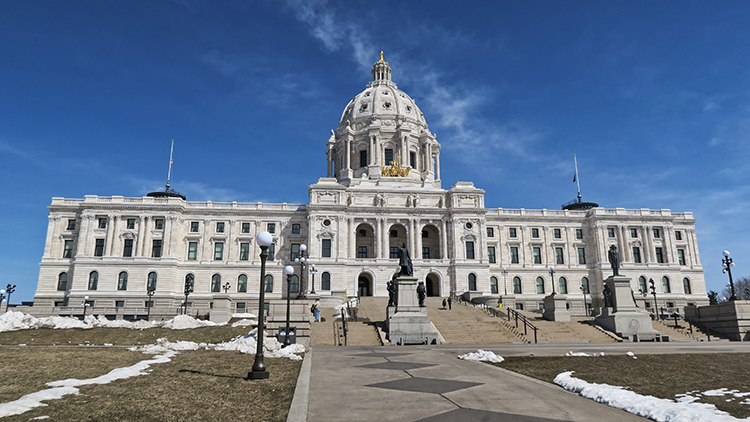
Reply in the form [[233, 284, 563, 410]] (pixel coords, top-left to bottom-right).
[[209, 294, 232, 323], [386, 276, 440, 345], [543, 294, 570, 321], [595, 276, 661, 341]]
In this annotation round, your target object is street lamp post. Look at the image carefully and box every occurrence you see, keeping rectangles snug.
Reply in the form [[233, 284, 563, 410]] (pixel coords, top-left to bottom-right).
[[549, 266, 556, 295], [183, 277, 194, 316], [722, 250, 737, 301], [501, 267, 508, 295], [82, 296, 91, 318], [0, 289, 6, 312], [249, 231, 273, 380], [223, 282, 231, 294], [309, 264, 318, 295], [649, 278, 659, 320], [4, 284, 15, 313], [580, 284, 588, 317], [294, 244, 309, 298], [283, 265, 295, 347], [146, 284, 155, 320]]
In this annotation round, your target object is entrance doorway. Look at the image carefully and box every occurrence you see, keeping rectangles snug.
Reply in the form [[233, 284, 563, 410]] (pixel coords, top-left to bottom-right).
[[358, 274, 372, 296], [426, 273, 440, 297]]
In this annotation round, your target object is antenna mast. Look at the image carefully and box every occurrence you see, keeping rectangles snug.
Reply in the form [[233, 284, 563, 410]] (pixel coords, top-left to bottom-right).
[[574, 153, 581, 203], [166, 139, 174, 192]]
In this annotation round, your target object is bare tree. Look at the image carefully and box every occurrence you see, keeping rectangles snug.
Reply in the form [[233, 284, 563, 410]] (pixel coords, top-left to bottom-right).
[[708, 290, 719, 305], [720, 276, 750, 301]]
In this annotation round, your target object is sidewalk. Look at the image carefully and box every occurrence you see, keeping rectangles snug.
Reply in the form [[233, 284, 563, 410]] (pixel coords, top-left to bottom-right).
[[300, 345, 650, 422]]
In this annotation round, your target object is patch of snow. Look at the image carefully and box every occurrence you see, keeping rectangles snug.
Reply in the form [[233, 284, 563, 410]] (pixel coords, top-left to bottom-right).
[[231, 319, 257, 327], [0, 311, 227, 332], [703, 388, 740, 397], [160, 315, 225, 330], [554, 371, 746, 422], [458, 350, 504, 363], [128, 338, 205, 354], [0, 353, 175, 418], [626, 351, 637, 359], [231, 313, 257, 319], [564, 351, 606, 357], [30, 416, 50, 420]]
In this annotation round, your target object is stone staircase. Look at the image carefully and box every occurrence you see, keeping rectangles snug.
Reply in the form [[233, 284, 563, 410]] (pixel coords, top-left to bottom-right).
[[309, 299, 382, 347], [518, 314, 619, 343], [653, 319, 729, 341], [425, 297, 520, 344]]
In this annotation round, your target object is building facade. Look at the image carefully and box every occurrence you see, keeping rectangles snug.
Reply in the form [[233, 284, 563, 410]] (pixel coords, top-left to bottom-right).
[[32, 54, 708, 319]]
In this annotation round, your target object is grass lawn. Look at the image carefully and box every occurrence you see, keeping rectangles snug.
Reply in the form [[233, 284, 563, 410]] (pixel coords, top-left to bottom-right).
[[0, 326, 302, 422], [496, 353, 750, 419]]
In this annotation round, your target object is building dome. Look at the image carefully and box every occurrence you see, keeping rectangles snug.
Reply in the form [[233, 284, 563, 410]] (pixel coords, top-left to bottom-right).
[[338, 52, 428, 130]]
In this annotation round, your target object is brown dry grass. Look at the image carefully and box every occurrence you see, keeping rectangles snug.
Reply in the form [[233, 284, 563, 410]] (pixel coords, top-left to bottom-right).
[[0, 325, 253, 346], [497, 353, 750, 419], [1, 348, 301, 422]]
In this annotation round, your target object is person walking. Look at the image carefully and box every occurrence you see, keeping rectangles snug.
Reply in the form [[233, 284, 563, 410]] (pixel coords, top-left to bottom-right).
[[447, 297, 452, 310], [312, 299, 321, 322]]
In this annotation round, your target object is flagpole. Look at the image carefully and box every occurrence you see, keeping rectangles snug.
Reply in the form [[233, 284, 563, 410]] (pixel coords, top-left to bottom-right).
[[580, 153, 581, 202], [166, 139, 174, 192]]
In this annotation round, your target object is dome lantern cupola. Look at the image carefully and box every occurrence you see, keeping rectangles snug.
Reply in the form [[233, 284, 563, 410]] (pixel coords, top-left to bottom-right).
[[371, 51, 392, 84]]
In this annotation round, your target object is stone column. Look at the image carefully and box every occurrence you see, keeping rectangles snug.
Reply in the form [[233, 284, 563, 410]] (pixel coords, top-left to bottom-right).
[[105, 215, 116, 256], [618, 226, 629, 262], [440, 219, 448, 260], [79, 214, 94, 257], [643, 225, 653, 263], [327, 147, 332, 177], [665, 227, 678, 264], [345, 139, 351, 171], [416, 220, 423, 261], [435, 152, 441, 180], [142, 216, 151, 257]]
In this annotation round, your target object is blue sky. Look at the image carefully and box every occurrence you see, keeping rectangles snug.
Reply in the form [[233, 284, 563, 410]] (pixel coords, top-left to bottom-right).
[[1, 1, 749, 303]]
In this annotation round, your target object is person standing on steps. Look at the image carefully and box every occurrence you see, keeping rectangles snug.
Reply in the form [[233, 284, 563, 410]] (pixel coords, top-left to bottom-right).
[[442, 298, 447, 309], [447, 296, 452, 310], [312, 299, 321, 322]]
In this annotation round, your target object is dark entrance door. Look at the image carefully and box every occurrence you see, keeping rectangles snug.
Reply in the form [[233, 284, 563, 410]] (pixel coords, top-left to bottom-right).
[[358, 276, 371, 296], [426, 274, 439, 297]]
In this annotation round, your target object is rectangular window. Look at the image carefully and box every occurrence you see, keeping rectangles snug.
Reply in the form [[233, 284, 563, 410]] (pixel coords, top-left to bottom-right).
[[63, 240, 74, 258], [422, 247, 430, 259], [357, 246, 368, 258], [422, 230, 428, 238], [292, 223, 301, 234], [532, 228, 539, 238], [630, 228, 638, 238], [155, 219, 164, 230], [123, 239, 133, 257], [216, 222, 225, 233], [510, 246, 519, 264], [241, 222, 250, 233], [359, 229, 367, 237], [240, 243, 250, 261], [653, 228, 660, 238], [465, 241, 475, 259], [390, 230, 397, 238], [94, 239, 105, 257], [291, 244, 300, 260], [509, 228, 517, 238], [487, 227, 494, 237], [145, 301, 154, 308], [390, 247, 399, 259], [409, 152, 416, 168], [116, 300, 125, 308], [608, 228, 615, 238], [360, 150, 367, 167], [675, 231, 682, 241], [655, 247, 664, 263], [385, 148, 393, 165], [98, 218, 107, 229], [532, 247, 542, 264], [268, 243, 275, 261], [488, 246, 496, 263], [632, 246, 642, 263], [152, 240, 162, 258], [322, 239, 332, 257], [267, 223, 275, 233], [66, 219, 76, 230], [191, 221, 199, 232], [188, 242, 198, 260], [127, 219, 135, 230], [678, 249, 686, 265], [554, 229, 561, 239], [577, 248, 586, 265], [213, 242, 223, 260], [555, 247, 564, 265], [576, 229, 583, 239], [236, 302, 246, 310]]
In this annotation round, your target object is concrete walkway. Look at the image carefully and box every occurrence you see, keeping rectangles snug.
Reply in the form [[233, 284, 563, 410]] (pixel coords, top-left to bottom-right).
[[292, 342, 750, 422]]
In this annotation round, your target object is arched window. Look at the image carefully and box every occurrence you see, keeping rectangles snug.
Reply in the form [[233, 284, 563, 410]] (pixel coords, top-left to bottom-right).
[[211, 274, 222, 292], [264, 274, 273, 293], [581, 277, 589, 294], [490, 276, 498, 294], [118, 272, 128, 291], [57, 272, 68, 291], [290, 275, 300, 293], [237, 274, 248, 293], [148, 272, 158, 291], [638, 276, 647, 294], [683, 278, 691, 294], [321, 272, 331, 290], [513, 276, 522, 294], [558, 276, 568, 294], [662, 276, 671, 293], [536, 276, 545, 294], [184, 273, 194, 293], [88, 271, 98, 290], [468, 273, 477, 291]]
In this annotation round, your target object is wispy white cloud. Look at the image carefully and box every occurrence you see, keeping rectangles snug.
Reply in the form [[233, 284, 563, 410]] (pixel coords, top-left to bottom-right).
[[0, 139, 37, 164]]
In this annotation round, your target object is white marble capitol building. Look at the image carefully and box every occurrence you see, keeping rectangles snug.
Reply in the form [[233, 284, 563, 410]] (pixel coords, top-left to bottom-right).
[[32, 53, 708, 320]]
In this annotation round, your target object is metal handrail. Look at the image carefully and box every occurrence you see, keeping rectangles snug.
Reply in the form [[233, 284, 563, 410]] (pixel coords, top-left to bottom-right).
[[507, 308, 539, 343], [340, 307, 348, 346]]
